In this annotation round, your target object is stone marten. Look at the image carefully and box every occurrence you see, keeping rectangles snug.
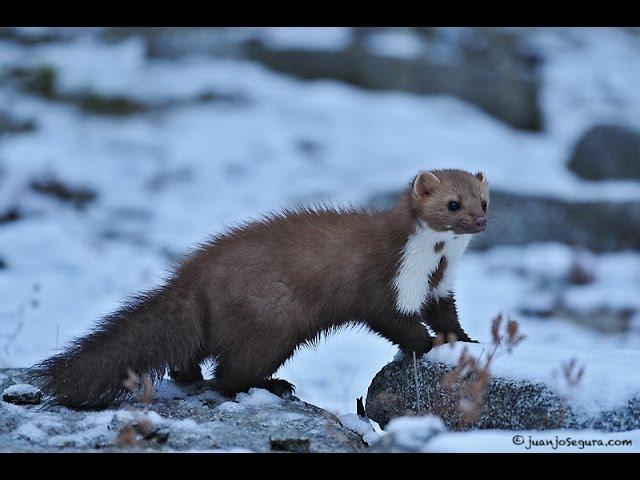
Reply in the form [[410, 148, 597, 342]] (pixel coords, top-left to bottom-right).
[[30, 169, 490, 408]]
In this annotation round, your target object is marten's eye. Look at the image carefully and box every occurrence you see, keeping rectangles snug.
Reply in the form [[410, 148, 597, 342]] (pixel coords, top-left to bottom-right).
[[481, 200, 487, 212], [447, 201, 460, 212]]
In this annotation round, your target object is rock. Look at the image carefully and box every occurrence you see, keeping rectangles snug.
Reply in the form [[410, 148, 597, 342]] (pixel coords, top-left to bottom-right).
[[366, 355, 640, 432], [30, 177, 98, 210], [368, 188, 640, 252], [569, 125, 640, 180], [0, 368, 366, 453], [471, 190, 640, 252], [565, 256, 596, 285], [101, 27, 543, 131], [269, 435, 310, 452], [0, 111, 37, 135], [3, 383, 42, 405], [72, 90, 247, 116], [2, 64, 246, 115], [521, 303, 635, 334], [0, 207, 22, 225], [76, 94, 149, 116], [245, 32, 543, 132], [4, 65, 58, 99], [100, 27, 249, 59], [0, 27, 73, 46]]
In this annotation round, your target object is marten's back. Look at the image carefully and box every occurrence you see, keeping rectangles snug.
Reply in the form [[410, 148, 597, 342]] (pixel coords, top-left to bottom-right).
[[180, 206, 407, 327]]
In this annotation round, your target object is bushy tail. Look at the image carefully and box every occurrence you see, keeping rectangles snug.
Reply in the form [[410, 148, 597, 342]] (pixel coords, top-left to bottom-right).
[[29, 285, 204, 409]]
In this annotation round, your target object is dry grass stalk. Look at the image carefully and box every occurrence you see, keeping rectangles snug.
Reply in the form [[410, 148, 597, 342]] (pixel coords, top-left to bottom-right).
[[115, 424, 138, 448], [559, 358, 585, 390], [115, 368, 156, 448], [552, 357, 586, 427], [429, 313, 525, 430]]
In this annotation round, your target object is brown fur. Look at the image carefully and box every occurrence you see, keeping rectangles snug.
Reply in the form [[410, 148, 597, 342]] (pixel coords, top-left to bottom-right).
[[412, 169, 489, 234], [428, 256, 448, 290], [434, 241, 445, 253], [29, 169, 488, 408], [422, 294, 474, 343]]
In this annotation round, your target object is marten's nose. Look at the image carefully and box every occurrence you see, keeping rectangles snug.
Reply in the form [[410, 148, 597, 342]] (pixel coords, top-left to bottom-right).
[[475, 216, 487, 228]]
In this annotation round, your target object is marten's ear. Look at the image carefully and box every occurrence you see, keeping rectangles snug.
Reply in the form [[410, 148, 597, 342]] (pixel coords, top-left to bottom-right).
[[413, 171, 441, 197], [475, 171, 487, 184]]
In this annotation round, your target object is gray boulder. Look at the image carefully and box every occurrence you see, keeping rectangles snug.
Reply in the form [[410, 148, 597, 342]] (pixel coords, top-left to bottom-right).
[[245, 30, 543, 132], [0, 111, 36, 135], [0, 369, 366, 453], [99, 27, 543, 131], [2, 383, 43, 405], [569, 125, 640, 180], [366, 356, 640, 432], [368, 188, 640, 252], [472, 190, 640, 252]]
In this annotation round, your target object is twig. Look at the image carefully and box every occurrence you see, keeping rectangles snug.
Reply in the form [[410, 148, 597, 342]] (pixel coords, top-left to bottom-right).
[[473, 348, 486, 371], [486, 337, 502, 364], [412, 351, 421, 413]]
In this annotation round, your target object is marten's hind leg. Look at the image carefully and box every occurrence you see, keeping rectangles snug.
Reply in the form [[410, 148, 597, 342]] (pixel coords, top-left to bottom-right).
[[213, 349, 297, 398], [212, 321, 299, 398], [211, 288, 302, 398], [169, 361, 204, 384], [255, 378, 295, 397]]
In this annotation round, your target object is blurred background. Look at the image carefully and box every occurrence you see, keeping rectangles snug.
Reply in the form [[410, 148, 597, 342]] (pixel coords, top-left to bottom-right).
[[1, 27, 639, 415]]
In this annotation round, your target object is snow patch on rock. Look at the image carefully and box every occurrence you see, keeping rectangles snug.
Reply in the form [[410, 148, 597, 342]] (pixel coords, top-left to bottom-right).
[[339, 413, 380, 445]]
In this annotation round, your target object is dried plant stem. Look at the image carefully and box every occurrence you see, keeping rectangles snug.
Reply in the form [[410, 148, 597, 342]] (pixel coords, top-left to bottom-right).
[[473, 348, 486, 372], [486, 338, 501, 364], [413, 351, 421, 413], [427, 313, 526, 431]]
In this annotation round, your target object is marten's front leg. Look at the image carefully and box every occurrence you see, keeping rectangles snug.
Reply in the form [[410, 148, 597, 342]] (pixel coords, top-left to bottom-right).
[[421, 293, 477, 343], [368, 315, 434, 355]]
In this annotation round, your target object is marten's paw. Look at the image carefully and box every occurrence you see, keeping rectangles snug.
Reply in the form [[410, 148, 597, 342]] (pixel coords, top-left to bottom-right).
[[458, 337, 480, 344], [448, 331, 477, 344], [259, 378, 296, 398]]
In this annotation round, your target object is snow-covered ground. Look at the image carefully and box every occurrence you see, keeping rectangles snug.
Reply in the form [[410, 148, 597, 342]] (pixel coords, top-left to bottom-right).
[[1, 28, 639, 423], [380, 414, 640, 452], [427, 428, 640, 453]]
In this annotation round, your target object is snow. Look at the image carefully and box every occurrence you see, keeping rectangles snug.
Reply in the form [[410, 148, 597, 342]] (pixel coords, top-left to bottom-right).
[[2, 383, 40, 396], [183, 447, 254, 453], [0, 27, 639, 424], [215, 401, 243, 413], [339, 413, 380, 445], [236, 388, 283, 407], [15, 422, 48, 442], [382, 414, 446, 450], [258, 27, 352, 51], [531, 28, 640, 143], [365, 29, 424, 59], [154, 380, 188, 400], [465, 243, 640, 315], [426, 428, 640, 453], [377, 413, 639, 452]]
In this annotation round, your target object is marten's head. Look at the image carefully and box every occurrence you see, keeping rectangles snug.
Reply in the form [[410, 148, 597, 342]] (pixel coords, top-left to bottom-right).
[[410, 169, 489, 234]]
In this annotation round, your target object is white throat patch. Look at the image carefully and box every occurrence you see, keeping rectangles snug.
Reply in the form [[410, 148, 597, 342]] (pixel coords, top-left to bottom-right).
[[392, 222, 471, 315]]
